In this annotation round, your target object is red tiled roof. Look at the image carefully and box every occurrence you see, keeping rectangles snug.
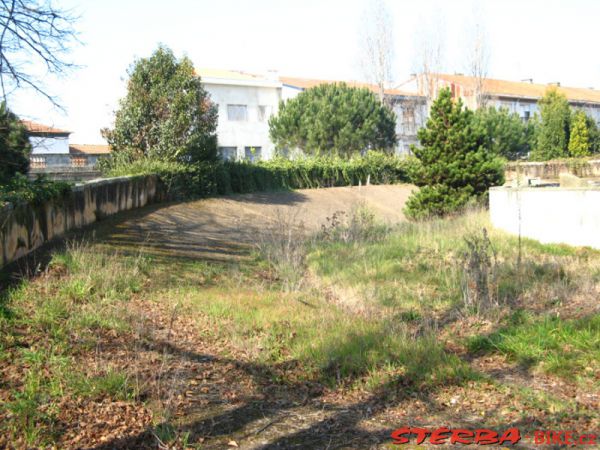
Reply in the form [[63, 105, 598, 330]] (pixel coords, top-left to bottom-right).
[[21, 120, 70, 134], [280, 76, 417, 97], [69, 144, 111, 155], [432, 73, 600, 104]]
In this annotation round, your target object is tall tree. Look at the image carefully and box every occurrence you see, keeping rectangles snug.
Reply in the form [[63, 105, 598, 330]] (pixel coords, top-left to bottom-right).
[[0, 101, 30, 183], [0, 0, 78, 107], [466, 22, 490, 109], [530, 87, 571, 160], [269, 83, 397, 158], [568, 110, 591, 157], [412, 14, 445, 105], [404, 88, 504, 219], [102, 46, 218, 163], [358, 0, 394, 103], [474, 106, 530, 160]]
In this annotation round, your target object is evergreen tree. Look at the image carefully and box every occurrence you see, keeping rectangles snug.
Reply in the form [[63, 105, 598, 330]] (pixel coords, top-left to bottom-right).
[[404, 88, 504, 220], [474, 106, 530, 160], [269, 83, 397, 158], [568, 111, 591, 157], [102, 46, 218, 164], [0, 102, 31, 184], [530, 88, 571, 160], [584, 114, 600, 154]]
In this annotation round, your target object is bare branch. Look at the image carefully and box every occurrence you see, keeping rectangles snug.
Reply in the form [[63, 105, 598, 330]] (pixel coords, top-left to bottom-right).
[[0, 0, 79, 109], [358, 0, 394, 103]]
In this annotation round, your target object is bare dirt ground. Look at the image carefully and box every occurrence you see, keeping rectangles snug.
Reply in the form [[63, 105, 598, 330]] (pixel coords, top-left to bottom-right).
[[96, 184, 414, 262]]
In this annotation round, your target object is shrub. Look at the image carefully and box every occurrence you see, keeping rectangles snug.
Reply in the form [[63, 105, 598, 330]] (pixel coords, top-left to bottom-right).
[[0, 174, 71, 207], [405, 88, 504, 220], [269, 83, 397, 157]]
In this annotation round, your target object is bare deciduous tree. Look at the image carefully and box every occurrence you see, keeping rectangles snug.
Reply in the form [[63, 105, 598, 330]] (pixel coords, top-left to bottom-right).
[[358, 0, 394, 103], [412, 14, 445, 105], [0, 0, 78, 108], [467, 21, 490, 109]]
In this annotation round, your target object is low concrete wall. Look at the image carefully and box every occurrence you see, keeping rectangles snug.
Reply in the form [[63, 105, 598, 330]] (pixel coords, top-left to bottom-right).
[[29, 167, 102, 182], [505, 159, 600, 181], [489, 186, 600, 249], [1, 175, 161, 268]]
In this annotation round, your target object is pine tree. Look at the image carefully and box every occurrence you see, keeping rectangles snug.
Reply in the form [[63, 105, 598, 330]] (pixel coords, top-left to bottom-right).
[[568, 111, 591, 157], [0, 102, 31, 184], [530, 88, 571, 160], [269, 83, 397, 158], [404, 88, 504, 219]]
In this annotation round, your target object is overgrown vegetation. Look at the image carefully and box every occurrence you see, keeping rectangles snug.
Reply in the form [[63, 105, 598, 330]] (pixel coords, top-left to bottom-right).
[[1, 204, 598, 448], [0, 242, 149, 446]]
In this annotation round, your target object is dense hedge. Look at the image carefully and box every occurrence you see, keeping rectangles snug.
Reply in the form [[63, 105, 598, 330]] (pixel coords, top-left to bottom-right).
[[105, 152, 418, 200]]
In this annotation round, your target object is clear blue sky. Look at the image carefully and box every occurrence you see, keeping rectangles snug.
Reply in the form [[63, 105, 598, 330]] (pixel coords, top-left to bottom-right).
[[9, 0, 600, 144]]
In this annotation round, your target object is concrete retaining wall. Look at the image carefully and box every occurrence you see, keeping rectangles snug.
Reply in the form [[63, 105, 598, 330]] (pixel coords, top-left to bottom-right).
[[489, 186, 600, 249], [1, 175, 161, 268], [505, 159, 600, 181]]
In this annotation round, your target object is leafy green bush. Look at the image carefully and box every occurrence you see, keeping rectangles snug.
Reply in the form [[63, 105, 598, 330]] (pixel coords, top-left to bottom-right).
[[0, 174, 71, 207], [102, 152, 415, 200]]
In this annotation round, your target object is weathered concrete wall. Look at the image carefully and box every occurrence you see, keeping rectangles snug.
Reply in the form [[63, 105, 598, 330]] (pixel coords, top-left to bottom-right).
[[505, 159, 600, 182], [1, 175, 161, 268], [490, 186, 600, 249]]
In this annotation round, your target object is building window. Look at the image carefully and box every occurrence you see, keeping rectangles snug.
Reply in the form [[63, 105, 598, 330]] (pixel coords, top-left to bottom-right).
[[244, 146, 262, 162], [218, 146, 237, 161], [227, 104, 247, 121], [403, 106, 415, 132], [30, 156, 46, 169], [258, 105, 270, 122], [523, 111, 531, 122]]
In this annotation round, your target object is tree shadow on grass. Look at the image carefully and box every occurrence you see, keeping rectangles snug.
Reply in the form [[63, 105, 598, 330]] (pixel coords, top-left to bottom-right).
[[89, 320, 492, 450]]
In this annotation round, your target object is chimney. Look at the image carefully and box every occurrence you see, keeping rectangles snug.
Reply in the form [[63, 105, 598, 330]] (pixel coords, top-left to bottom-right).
[[266, 69, 279, 82]]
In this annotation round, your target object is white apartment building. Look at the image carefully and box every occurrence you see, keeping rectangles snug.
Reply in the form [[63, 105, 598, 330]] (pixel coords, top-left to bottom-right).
[[197, 69, 282, 161]]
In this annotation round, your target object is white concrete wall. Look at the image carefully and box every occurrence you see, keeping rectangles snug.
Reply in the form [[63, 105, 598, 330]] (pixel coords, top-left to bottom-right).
[[490, 186, 600, 249], [204, 82, 281, 160], [29, 136, 70, 154]]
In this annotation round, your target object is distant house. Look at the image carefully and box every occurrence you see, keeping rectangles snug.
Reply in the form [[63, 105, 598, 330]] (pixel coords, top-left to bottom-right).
[[197, 69, 428, 159], [22, 120, 110, 180], [412, 73, 600, 123]]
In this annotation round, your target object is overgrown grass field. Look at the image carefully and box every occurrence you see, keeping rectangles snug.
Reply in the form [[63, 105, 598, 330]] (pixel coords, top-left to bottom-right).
[[0, 206, 598, 448]]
